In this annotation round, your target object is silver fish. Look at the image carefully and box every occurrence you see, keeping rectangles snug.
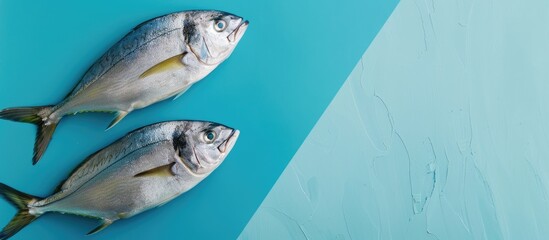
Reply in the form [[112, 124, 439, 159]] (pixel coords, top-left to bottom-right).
[[0, 120, 239, 239], [0, 10, 249, 164]]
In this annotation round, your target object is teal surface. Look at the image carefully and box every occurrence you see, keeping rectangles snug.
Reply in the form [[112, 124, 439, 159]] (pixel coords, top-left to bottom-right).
[[0, 0, 397, 239], [240, 0, 549, 239]]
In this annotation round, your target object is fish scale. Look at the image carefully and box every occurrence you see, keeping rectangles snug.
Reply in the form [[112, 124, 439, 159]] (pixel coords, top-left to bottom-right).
[[59, 124, 177, 193], [73, 18, 179, 97]]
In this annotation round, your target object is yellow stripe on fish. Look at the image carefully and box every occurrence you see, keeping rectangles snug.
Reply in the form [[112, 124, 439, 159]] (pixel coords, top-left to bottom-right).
[[139, 53, 186, 79]]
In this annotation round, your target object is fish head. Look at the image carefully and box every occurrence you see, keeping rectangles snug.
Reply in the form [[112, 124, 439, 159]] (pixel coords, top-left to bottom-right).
[[183, 10, 249, 66], [175, 121, 240, 175]]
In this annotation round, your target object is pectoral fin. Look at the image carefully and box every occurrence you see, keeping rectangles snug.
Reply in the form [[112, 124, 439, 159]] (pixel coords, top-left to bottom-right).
[[134, 162, 176, 178], [106, 111, 128, 130], [139, 53, 186, 79], [87, 219, 113, 235]]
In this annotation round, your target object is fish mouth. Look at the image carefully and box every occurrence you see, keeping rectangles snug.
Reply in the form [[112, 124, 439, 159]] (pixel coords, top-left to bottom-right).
[[227, 20, 249, 43], [218, 129, 240, 153]]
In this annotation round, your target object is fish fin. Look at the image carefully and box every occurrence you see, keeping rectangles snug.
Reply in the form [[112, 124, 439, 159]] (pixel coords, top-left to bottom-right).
[[117, 212, 130, 219], [106, 111, 128, 131], [34, 122, 58, 165], [0, 106, 57, 164], [173, 85, 192, 101], [86, 219, 113, 235], [0, 183, 43, 240], [134, 162, 176, 178], [139, 53, 185, 79]]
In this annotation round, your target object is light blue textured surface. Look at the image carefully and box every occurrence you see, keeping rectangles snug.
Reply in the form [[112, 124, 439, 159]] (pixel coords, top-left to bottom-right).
[[0, 0, 397, 239], [239, 0, 549, 239]]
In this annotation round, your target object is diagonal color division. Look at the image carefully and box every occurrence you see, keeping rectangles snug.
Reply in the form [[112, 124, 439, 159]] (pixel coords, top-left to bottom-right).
[[0, 0, 398, 239], [239, 0, 549, 239]]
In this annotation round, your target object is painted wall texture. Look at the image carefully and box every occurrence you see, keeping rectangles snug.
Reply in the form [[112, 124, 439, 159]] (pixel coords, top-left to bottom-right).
[[239, 0, 549, 239]]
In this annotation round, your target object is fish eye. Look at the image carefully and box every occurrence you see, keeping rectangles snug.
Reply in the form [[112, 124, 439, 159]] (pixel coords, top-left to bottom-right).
[[214, 20, 227, 32], [204, 131, 217, 143]]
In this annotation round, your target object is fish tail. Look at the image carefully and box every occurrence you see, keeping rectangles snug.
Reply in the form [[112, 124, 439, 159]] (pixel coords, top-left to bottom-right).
[[0, 106, 57, 164], [0, 183, 43, 240]]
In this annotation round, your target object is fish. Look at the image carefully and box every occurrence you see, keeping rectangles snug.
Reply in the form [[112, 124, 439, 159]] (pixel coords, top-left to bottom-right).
[[0, 10, 249, 164], [0, 120, 240, 239]]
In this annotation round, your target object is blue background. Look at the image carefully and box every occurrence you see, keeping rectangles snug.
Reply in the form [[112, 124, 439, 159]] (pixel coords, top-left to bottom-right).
[[0, 0, 397, 239], [240, 0, 549, 239]]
